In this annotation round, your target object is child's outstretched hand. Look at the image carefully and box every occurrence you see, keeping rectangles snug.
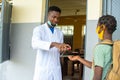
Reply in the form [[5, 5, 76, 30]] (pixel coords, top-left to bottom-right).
[[68, 55, 80, 61]]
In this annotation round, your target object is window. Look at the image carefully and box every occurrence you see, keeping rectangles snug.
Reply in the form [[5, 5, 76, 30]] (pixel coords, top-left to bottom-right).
[[56, 25, 74, 35], [82, 25, 86, 36]]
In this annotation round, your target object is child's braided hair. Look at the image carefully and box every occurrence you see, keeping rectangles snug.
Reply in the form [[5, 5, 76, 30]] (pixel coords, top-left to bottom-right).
[[98, 15, 117, 34]]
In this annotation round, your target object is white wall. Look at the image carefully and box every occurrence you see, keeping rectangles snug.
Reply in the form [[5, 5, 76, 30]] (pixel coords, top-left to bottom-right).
[[83, 20, 98, 80], [83, 0, 102, 80], [0, 0, 46, 80], [87, 0, 102, 20], [12, 0, 46, 23], [0, 23, 40, 80]]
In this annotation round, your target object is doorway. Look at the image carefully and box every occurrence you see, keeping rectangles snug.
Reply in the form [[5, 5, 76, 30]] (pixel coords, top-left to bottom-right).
[[49, 0, 87, 80]]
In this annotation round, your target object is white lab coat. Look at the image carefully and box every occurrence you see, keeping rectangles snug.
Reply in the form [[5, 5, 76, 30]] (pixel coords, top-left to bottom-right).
[[32, 23, 63, 80]]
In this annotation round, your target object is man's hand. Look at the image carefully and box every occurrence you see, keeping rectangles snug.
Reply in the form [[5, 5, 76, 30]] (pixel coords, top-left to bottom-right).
[[59, 43, 71, 52], [51, 42, 71, 52]]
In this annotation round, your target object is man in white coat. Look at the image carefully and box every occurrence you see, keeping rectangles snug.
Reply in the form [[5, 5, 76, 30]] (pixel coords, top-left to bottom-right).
[[32, 6, 71, 80]]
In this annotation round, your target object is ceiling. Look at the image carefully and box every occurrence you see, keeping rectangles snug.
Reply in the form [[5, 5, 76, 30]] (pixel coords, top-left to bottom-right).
[[50, 0, 86, 16], [0, 0, 86, 16]]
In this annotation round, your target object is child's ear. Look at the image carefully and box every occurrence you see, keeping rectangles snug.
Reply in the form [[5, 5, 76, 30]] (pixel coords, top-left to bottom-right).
[[101, 24, 106, 30]]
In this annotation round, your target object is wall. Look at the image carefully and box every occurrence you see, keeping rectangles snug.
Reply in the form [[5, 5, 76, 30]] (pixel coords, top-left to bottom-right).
[[83, 0, 102, 80], [0, 0, 46, 80], [12, 0, 45, 23], [0, 24, 38, 80]]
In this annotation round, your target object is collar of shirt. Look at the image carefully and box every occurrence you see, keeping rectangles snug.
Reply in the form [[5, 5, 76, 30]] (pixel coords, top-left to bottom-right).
[[47, 23, 54, 33]]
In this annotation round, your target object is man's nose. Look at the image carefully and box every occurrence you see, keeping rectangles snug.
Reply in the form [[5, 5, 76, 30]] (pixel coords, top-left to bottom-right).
[[54, 18, 58, 22]]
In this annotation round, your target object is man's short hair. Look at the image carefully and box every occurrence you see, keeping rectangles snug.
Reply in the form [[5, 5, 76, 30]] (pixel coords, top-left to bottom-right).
[[48, 6, 61, 13]]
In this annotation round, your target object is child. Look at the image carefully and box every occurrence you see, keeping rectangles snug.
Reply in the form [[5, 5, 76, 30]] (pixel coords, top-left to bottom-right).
[[68, 15, 117, 80]]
